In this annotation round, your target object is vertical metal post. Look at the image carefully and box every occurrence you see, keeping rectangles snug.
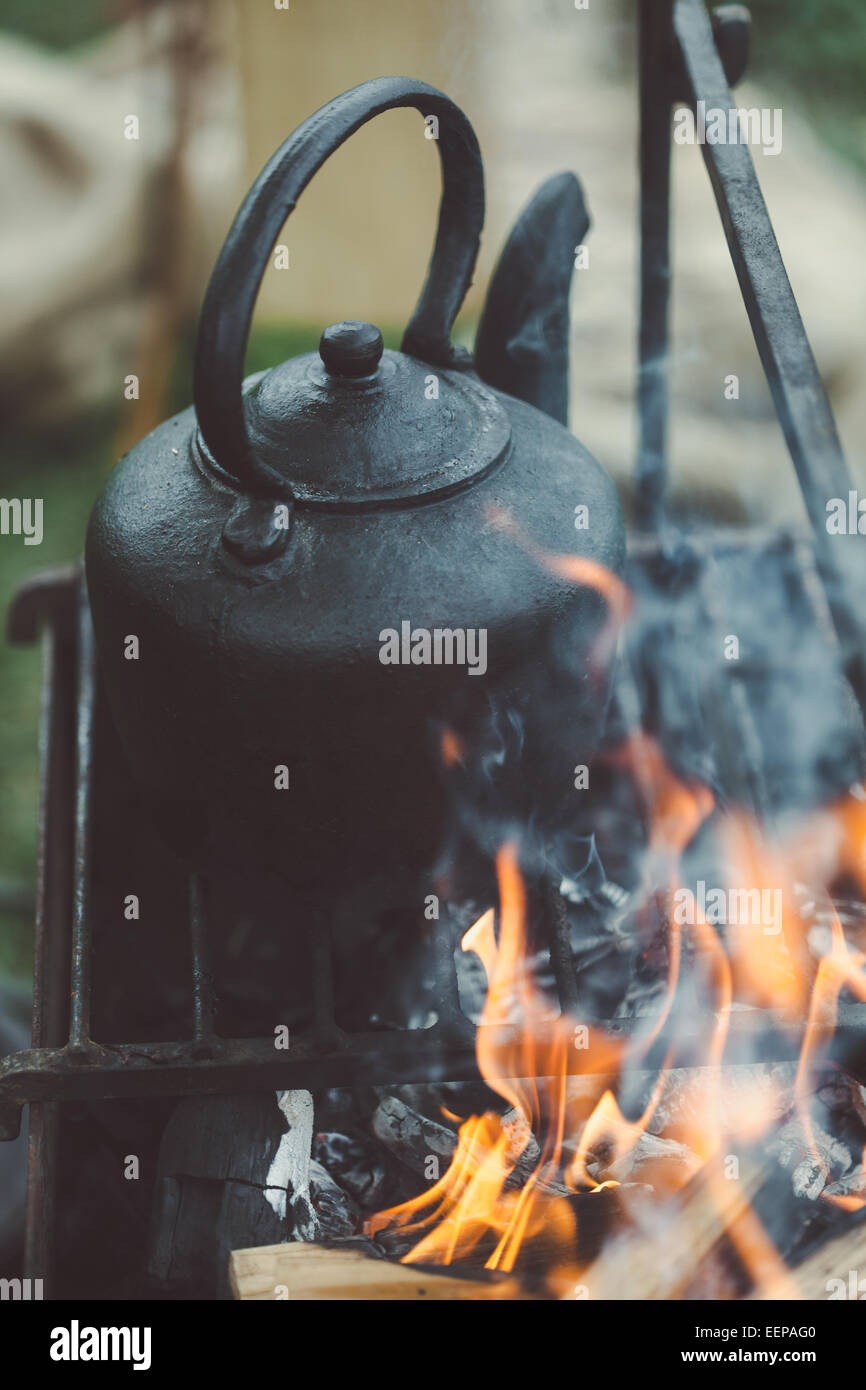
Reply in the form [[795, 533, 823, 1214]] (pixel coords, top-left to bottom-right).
[[433, 909, 466, 1041], [636, 0, 674, 531], [672, 0, 866, 709], [67, 587, 96, 1053], [19, 580, 78, 1295], [189, 874, 217, 1054]]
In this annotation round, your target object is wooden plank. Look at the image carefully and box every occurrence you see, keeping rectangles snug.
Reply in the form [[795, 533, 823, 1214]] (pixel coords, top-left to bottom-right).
[[229, 1243, 534, 1301], [753, 1219, 866, 1301]]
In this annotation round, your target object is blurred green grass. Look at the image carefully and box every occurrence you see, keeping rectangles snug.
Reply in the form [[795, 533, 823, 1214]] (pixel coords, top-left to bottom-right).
[[749, 0, 866, 172], [0, 0, 108, 51]]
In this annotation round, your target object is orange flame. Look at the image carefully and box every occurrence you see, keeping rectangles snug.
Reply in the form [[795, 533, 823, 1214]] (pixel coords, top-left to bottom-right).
[[369, 729, 866, 1294], [369, 843, 623, 1272], [794, 902, 866, 1210], [485, 504, 632, 672]]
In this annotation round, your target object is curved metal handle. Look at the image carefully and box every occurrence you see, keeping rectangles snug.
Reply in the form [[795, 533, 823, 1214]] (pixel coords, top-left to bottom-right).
[[193, 76, 485, 496]]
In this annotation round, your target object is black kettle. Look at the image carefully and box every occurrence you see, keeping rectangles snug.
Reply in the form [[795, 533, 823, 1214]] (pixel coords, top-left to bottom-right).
[[85, 77, 626, 901]]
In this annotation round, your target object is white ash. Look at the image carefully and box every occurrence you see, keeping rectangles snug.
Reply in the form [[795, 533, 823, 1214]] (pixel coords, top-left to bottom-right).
[[265, 1089, 316, 1237], [824, 1167, 866, 1199], [598, 1131, 702, 1185], [308, 1160, 358, 1238], [643, 1062, 797, 1137], [770, 1115, 852, 1201]]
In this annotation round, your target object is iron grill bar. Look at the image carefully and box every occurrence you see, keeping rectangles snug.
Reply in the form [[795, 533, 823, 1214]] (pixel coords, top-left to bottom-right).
[[4, 571, 78, 1287], [24, 623, 64, 1292], [432, 910, 471, 1041], [189, 873, 217, 1054], [2, 1004, 865, 1110], [68, 584, 96, 1052]]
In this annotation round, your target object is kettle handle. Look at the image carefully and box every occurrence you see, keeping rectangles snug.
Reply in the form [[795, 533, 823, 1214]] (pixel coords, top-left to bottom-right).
[[193, 77, 485, 497]]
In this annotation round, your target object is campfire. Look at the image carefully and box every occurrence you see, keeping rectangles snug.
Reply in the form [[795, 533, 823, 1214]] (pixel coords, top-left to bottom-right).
[[230, 646, 866, 1301]]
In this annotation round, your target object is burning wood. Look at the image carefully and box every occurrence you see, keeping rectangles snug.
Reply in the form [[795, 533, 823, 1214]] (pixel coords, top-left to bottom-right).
[[596, 1129, 701, 1187], [824, 1168, 866, 1201], [359, 768, 866, 1294], [637, 1061, 796, 1137], [229, 1242, 534, 1301], [227, 754, 866, 1300], [755, 1217, 866, 1300], [572, 1159, 776, 1301], [308, 1162, 358, 1239], [372, 1097, 458, 1176], [371, 1094, 547, 1190], [312, 1131, 388, 1210]]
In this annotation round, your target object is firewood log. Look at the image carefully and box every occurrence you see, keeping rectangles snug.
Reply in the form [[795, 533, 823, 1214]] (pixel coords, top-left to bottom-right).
[[229, 1242, 537, 1300], [756, 1217, 866, 1301]]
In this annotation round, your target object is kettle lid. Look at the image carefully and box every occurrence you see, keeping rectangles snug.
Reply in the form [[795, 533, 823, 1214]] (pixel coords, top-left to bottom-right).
[[217, 320, 510, 507]]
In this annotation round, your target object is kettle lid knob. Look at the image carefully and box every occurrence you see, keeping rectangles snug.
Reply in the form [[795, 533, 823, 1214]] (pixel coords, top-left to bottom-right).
[[319, 320, 384, 378]]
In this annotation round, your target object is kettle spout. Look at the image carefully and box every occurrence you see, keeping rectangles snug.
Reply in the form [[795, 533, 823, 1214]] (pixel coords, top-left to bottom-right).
[[474, 172, 589, 428]]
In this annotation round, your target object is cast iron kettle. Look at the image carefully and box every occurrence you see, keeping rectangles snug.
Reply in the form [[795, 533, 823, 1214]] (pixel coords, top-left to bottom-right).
[[86, 77, 626, 899]]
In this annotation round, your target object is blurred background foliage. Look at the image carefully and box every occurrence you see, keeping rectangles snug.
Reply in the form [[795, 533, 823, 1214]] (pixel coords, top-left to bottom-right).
[[0, 0, 863, 982], [748, 0, 866, 171], [3, 0, 865, 161]]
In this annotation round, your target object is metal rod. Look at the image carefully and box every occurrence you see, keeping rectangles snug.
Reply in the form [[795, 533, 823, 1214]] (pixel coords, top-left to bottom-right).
[[672, 0, 866, 706], [23, 628, 59, 1291], [23, 1105, 57, 1295], [433, 909, 470, 1041], [68, 586, 97, 1051], [6, 574, 79, 1292], [3, 999, 865, 1107], [189, 874, 216, 1053], [636, 0, 674, 531]]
